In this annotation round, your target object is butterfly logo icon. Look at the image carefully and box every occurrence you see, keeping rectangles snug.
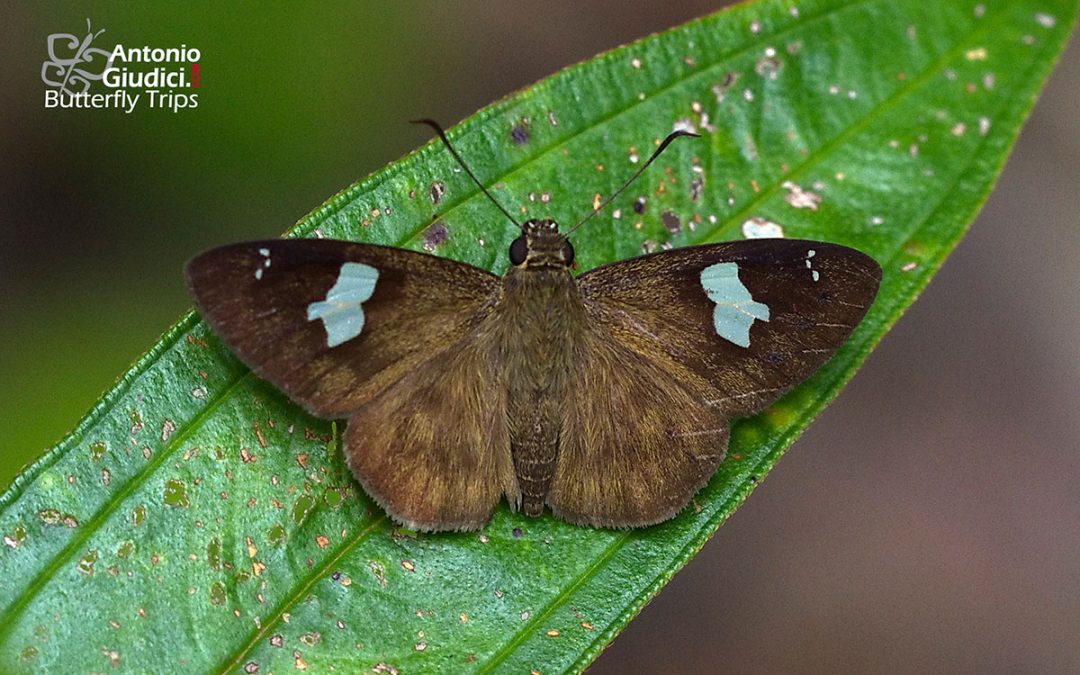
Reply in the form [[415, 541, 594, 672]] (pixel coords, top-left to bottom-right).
[[41, 19, 114, 95]]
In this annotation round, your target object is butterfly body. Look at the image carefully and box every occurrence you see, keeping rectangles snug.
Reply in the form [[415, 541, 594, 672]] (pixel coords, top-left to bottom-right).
[[496, 219, 584, 516]]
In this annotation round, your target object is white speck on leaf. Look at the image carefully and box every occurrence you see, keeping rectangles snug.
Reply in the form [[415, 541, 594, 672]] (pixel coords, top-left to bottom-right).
[[672, 118, 697, 134], [741, 216, 785, 239], [781, 181, 821, 210], [1035, 13, 1056, 28]]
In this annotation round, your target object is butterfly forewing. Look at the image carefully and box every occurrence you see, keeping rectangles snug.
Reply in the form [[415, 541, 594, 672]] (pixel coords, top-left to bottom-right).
[[185, 239, 500, 417], [576, 239, 882, 416]]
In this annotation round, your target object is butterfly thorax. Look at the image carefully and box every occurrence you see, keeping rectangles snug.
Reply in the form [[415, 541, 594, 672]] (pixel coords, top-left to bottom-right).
[[497, 219, 584, 516]]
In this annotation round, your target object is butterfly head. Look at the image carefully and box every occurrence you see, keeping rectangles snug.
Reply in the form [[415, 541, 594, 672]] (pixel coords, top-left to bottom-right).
[[509, 219, 575, 269]]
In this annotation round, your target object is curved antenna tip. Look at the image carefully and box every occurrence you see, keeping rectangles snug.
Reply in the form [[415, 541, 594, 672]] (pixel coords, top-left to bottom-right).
[[562, 129, 699, 240], [411, 119, 522, 230]]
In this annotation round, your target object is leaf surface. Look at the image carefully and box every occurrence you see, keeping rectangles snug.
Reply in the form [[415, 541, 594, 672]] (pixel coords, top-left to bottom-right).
[[1, 0, 1076, 671]]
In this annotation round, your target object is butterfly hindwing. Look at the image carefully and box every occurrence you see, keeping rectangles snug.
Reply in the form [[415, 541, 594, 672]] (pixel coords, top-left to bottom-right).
[[548, 240, 881, 527], [552, 331, 729, 527], [185, 239, 501, 417], [344, 328, 518, 531]]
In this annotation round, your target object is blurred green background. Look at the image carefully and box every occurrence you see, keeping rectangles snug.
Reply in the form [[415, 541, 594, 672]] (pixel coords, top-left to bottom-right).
[[2, 2, 1078, 672]]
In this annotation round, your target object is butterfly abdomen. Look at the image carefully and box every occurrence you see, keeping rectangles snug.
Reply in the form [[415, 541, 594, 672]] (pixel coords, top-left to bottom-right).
[[498, 265, 586, 516]]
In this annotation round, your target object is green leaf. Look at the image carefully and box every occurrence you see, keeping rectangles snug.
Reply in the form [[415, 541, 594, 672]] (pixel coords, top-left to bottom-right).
[[2, 0, 1075, 671]]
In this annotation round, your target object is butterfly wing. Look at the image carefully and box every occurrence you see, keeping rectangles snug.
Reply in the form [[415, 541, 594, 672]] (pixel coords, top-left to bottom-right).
[[186, 239, 500, 417], [552, 332, 731, 527], [187, 240, 516, 531], [549, 240, 880, 527], [344, 329, 518, 531]]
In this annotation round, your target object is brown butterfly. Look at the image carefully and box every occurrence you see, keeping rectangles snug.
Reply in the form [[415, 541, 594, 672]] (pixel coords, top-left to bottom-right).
[[186, 121, 881, 531]]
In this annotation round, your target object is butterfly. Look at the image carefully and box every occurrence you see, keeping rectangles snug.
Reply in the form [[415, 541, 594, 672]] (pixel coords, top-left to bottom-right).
[[186, 120, 881, 532]]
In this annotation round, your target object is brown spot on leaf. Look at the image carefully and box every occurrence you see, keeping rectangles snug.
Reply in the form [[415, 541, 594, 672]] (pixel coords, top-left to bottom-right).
[[690, 175, 705, 202], [661, 210, 682, 234], [429, 182, 446, 205], [422, 221, 449, 252], [511, 123, 530, 145]]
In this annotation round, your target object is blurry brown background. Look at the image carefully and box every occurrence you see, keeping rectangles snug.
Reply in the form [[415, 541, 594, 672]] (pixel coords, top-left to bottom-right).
[[1, 2, 1077, 672]]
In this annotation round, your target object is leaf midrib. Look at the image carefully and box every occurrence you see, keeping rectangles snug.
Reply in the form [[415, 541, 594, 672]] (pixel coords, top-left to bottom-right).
[[214, 516, 388, 673]]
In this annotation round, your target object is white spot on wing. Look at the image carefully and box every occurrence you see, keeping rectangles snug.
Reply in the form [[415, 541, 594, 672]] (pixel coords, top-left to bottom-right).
[[700, 263, 770, 348], [805, 249, 820, 282], [255, 248, 272, 279], [306, 263, 379, 347]]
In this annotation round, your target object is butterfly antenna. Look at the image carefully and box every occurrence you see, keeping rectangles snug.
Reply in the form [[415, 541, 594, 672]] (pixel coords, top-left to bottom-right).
[[561, 129, 699, 240], [411, 118, 522, 231]]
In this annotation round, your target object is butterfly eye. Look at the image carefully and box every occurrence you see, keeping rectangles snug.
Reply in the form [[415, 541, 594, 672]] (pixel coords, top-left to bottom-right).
[[562, 240, 575, 266], [509, 236, 528, 265]]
